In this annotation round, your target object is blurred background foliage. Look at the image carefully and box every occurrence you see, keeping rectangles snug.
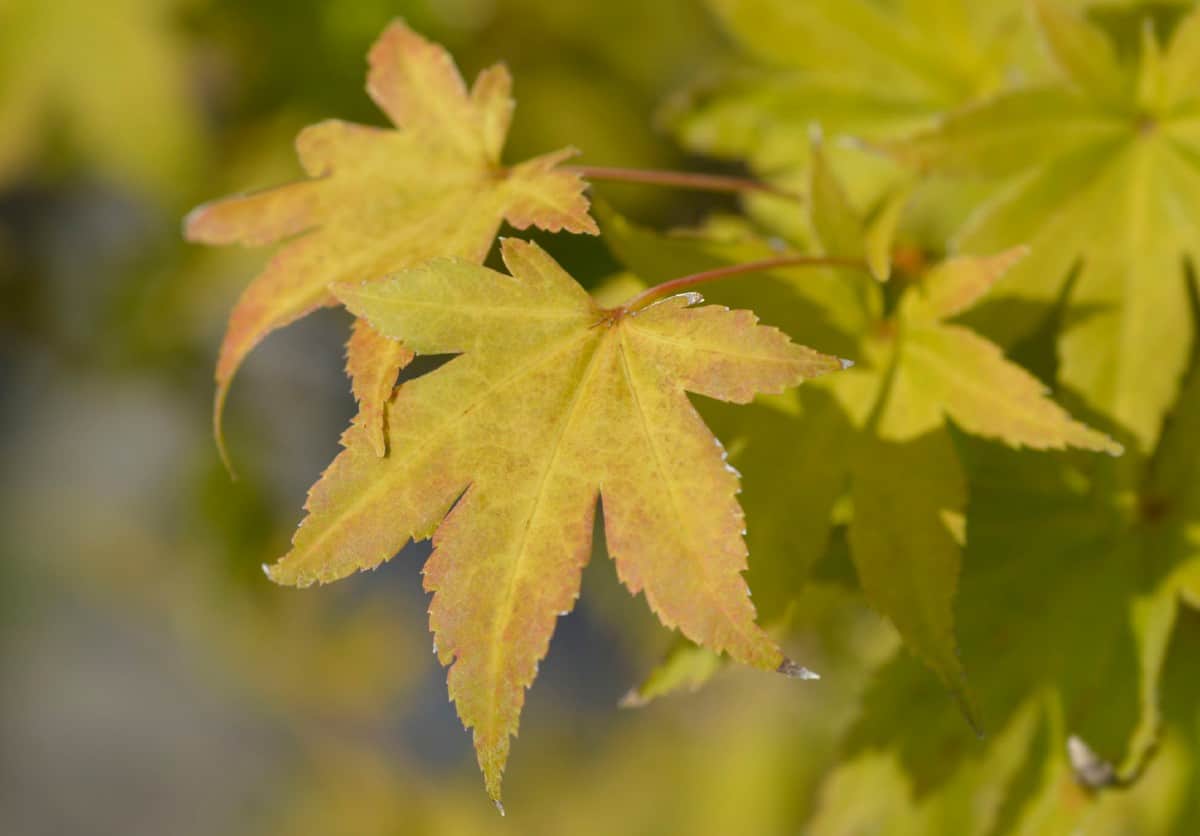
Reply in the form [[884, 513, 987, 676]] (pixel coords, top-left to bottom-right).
[[3, 0, 1200, 834]]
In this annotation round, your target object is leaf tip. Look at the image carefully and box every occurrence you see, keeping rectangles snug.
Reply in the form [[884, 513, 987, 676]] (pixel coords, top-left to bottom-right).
[[777, 658, 820, 680], [1075, 425, 1123, 457], [992, 245, 1031, 280], [261, 561, 290, 586], [483, 770, 506, 814], [213, 383, 238, 480], [617, 687, 648, 709], [951, 682, 985, 739], [181, 204, 208, 242]]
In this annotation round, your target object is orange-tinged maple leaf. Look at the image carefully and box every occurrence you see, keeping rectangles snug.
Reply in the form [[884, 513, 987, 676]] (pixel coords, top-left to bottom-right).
[[183, 20, 598, 461], [265, 238, 842, 803]]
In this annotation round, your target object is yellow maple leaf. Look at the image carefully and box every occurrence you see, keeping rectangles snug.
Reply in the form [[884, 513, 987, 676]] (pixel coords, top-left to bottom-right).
[[266, 238, 842, 803], [184, 20, 598, 460]]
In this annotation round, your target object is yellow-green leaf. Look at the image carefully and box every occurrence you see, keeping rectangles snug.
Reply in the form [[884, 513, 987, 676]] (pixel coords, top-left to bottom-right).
[[666, 0, 1018, 194], [901, 6, 1200, 451], [904, 324, 1122, 454], [903, 248, 1029, 322], [619, 636, 727, 708], [267, 239, 841, 801], [1162, 7, 1200, 108]]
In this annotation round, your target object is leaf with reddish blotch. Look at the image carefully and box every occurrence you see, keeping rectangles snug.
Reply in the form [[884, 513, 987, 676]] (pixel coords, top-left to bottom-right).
[[265, 238, 842, 803], [184, 20, 598, 462]]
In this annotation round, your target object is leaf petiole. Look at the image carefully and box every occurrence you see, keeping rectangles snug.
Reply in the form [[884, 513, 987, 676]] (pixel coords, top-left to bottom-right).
[[566, 164, 789, 196], [609, 255, 867, 318]]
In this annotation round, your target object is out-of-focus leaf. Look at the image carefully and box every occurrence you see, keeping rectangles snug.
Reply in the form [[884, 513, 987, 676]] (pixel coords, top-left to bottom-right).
[[618, 635, 726, 708], [848, 427, 973, 719], [864, 187, 908, 281], [845, 352, 1200, 806], [1032, 0, 1129, 103], [676, 0, 1012, 169], [808, 701, 1043, 835], [0, 0, 203, 196], [810, 142, 866, 263], [902, 2, 1200, 452]]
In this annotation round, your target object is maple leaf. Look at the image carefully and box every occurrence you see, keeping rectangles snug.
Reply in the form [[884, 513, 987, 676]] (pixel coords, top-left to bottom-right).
[[898, 0, 1200, 453], [837, 399, 1200, 817], [800, 346, 1200, 832], [595, 175, 1120, 715], [264, 238, 841, 803], [663, 0, 1038, 215], [184, 20, 598, 457], [827, 333, 1200, 822]]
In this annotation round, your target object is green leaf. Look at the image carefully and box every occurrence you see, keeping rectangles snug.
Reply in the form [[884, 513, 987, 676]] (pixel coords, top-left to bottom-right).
[[844, 384, 1200, 801], [697, 0, 1006, 139], [848, 427, 975, 722], [704, 386, 855, 624], [808, 701, 1044, 835], [901, 5, 1200, 451]]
